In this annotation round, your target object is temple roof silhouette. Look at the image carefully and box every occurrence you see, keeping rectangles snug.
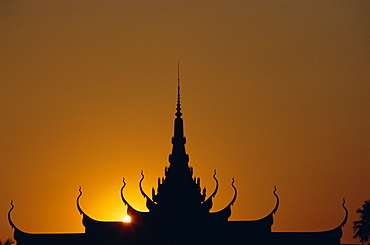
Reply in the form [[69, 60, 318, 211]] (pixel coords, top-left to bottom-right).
[[8, 72, 348, 245]]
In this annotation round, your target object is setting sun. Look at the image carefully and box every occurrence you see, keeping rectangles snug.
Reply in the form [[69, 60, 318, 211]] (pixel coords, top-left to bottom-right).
[[122, 215, 131, 223], [0, 1, 369, 244]]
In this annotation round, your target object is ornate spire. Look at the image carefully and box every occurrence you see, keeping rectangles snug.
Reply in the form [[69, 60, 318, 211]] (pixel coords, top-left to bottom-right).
[[169, 63, 189, 167]]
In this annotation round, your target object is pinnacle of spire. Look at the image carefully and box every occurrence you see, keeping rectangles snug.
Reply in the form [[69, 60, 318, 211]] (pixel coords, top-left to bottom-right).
[[175, 63, 182, 118], [169, 64, 189, 167]]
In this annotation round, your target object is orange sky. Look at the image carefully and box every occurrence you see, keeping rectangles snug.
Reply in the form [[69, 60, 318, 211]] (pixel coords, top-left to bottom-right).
[[1, 1, 369, 244]]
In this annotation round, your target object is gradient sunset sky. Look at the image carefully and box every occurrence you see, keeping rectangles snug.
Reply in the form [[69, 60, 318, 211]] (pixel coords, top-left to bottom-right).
[[1, 1, 369, 244]]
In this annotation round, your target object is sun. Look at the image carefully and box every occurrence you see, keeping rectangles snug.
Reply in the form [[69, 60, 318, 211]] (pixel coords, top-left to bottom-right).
[[122, 215, 131, 223]]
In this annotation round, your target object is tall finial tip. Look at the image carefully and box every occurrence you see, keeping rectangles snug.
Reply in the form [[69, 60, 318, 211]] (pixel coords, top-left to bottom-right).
[[176, 62, 182, 118]]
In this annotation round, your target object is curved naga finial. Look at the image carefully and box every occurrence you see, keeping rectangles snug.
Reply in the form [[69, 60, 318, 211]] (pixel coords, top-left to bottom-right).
[[121, 177, 149, 215], [270, 185, 279, 215], [8, 200, 26, 238], [76, 186, 97, 227], [201, 170, 219, 211], [210, 170, 219, 198], [8, 200, 16, 229], [208, 178, 237, 221], [229, 178, 237, 206], [217, 177, 237, 208], [139, 171, 146, 197], [339, 198, 348, 227], [121, 177, 129, 206], [139, 171, 157, 211], [76, 186, 85, 215], [139, 171, 151, 199]]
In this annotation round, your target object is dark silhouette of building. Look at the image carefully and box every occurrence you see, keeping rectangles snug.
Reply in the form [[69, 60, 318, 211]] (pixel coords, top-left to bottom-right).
[[8, 75, 348, 244]]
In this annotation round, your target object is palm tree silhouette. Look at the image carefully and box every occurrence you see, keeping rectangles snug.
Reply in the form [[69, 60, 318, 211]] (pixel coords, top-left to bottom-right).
[[353, 200, 370, 245]]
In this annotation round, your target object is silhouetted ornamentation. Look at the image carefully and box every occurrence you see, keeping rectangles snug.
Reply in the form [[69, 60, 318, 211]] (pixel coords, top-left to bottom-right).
[[7, 72, 348, 245]]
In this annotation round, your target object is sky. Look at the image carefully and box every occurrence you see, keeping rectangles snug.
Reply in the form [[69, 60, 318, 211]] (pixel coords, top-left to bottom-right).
[[0, 0, 369, 243]]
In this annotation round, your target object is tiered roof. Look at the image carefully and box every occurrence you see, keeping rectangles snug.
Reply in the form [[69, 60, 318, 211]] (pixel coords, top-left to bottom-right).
[[8, 72, 347, 245]]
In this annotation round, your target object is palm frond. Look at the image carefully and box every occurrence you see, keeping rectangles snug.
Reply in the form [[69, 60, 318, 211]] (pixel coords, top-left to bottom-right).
[[353, 200, 370, 245]]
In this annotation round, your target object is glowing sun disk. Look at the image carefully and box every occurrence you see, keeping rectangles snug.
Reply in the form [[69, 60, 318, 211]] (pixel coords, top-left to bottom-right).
[[122, 215, 131, 223]]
